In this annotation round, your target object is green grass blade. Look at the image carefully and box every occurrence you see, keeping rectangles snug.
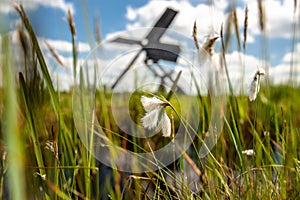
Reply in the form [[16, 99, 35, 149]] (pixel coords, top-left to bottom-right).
[[2, 34, 26, 200], [19, 72, 46, 174], [166, 70, 182, 101], [224, 113, 244, 170]]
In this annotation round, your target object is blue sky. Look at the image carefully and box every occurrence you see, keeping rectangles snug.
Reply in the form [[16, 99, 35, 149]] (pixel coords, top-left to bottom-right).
[[20, 1, 149, 40], [1, 0, 299, 91]]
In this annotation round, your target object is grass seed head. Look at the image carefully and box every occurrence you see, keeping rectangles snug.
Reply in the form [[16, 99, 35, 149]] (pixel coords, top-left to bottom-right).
[[243, 6, 249, 50], [193, 21, 200, 50], [45, 41, 65, 67], [67, 9, 76, 36], [258, 0, 265, 31]]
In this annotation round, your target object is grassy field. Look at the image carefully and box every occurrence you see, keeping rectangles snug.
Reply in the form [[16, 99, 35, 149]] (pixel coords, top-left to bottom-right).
[[0, 3, 300, 200]]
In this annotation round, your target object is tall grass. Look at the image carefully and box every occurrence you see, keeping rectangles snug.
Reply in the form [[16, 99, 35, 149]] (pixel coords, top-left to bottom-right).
[[0, 2, 299, 200]]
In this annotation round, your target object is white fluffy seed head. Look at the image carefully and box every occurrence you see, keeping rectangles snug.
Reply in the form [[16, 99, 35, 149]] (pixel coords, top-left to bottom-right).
[[156, 111, 171, 137], [249, 67, 265, 101], [257, 67, 265, 76], [141, 108, 160, 130], [242, 149, 255, 156], [140, 95, 172, 137], [249, 76, 259, 101], [141, 96, 164, 112]]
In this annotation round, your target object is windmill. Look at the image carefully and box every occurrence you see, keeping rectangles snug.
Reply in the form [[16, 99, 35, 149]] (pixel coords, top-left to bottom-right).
[[110, 7, 183, 92]]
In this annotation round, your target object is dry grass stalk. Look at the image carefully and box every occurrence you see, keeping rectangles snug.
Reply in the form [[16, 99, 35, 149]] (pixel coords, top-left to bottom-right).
[[233, 9, 241, 51], [294, 0, 299, 13], [193, 21, 200, 50], [258, 0, 265, 31], [17, 27, 30, 81], [223, 12, 232, 52], [45, 41, 65, 67], [128, 175, 156, 181], [243, 6, 249, 50], [220, 23, 234, 93], [18, 27, 29, 56], [67, 9, 76, 36], [243, 6, 248, 50], [14, 5, 28, 29], [220, 23, 224, 50], [220, 23, 226, 67], [95, 15, 102, 45], [175, 142, 207, 185]]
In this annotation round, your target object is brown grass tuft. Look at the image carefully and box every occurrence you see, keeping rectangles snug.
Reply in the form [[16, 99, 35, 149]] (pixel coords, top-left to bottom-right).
[[67, 9, 76, 36], [193, 20, 200, 50], [258, 0, 265, 31], [44, 41, 65, 67], [18, 27, 29, 56], [243, 6, 248, 50], [294, 0, 299, 13], [94, 14, 102, 45], [233, 9, 241, 51], [222, 12, 232, 52]]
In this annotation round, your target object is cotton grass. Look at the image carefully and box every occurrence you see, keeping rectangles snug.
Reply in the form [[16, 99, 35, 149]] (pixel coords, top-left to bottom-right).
[[140, 96, 171, 137], [249, 67, 265, 101]]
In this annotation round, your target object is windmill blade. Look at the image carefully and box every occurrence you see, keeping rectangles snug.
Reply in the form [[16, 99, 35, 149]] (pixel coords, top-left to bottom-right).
[[146, 8, 178, 42], [147, 43, 180, 54], [110, 37, 141, 45], [111, 49, 143, 89], [145, 43, 180, 62]]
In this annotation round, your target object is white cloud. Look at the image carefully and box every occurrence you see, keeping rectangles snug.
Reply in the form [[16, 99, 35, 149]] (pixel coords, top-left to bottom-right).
[[97, 0, 299, 93], [0, 0, 75, 14], [5, 27, 298, 92], [220, 47, 300, 89], [98, 0, 298, 92], [270, 42, 300, 84], [0, 1, 12, 14], [0, 30, 91, 91], [121, 0, 299, 48], [126, 6, 137, 21], [281, 43, 300, 63], [125, 0, 224, 38], [242, 0, 299, 39], [2, 0, 299, 92], [41, 38, 91, 53]]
